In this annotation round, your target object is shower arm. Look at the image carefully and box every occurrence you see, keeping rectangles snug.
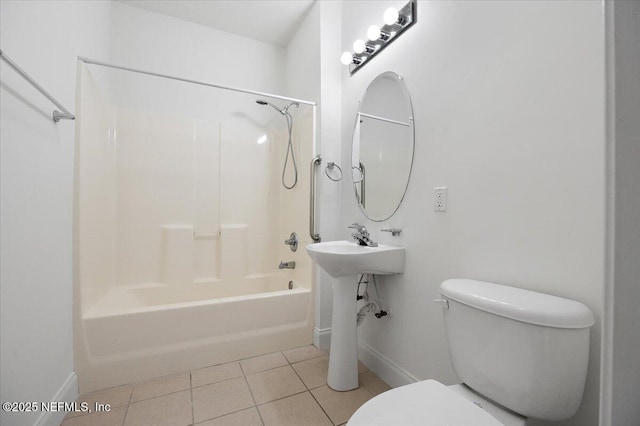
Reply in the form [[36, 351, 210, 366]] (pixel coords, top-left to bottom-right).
[[310, 155, 322, 243]]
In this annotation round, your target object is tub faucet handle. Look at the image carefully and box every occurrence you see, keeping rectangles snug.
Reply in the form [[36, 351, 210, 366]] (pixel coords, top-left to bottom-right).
[[279, 261, 296, 269], [284, 232, 298, 252]]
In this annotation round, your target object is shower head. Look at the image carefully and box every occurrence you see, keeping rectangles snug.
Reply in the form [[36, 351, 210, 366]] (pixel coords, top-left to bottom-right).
[[256, 99, 299, 116], [256, 99, 284, 114], [256, 99, 299, 189]]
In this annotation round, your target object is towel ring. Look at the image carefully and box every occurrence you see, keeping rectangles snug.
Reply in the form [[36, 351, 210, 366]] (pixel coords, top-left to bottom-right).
[[325, 162, 343, 182]]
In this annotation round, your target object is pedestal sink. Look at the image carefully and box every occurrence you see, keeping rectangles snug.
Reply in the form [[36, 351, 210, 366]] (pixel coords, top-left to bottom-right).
[[306, 241, 405, 391]]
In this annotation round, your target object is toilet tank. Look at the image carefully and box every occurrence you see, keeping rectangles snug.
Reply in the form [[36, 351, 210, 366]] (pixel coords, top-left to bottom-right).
[[439, 279, 595, 421]]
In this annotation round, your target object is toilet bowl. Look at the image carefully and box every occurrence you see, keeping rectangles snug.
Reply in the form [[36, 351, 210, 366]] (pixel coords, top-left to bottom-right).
[[348, 279, 595, 425]]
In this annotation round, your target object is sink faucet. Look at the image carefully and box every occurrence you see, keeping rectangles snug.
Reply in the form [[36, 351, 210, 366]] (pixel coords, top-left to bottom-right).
[[279, 261, 296, 269], [348, 223, 378, 247]]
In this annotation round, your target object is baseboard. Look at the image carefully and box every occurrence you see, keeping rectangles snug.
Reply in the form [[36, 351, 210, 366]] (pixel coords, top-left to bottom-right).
[[313, 326, 331, 350], [35, 372, 78, 426], [357, 339, 419, 388]]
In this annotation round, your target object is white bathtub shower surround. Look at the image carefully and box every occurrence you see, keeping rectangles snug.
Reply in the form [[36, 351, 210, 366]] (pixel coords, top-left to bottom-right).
[[78, 277, 312, 391], [75, 64, 317, 392], [162, 225, 194, 286], [221, 224, 248, 280]]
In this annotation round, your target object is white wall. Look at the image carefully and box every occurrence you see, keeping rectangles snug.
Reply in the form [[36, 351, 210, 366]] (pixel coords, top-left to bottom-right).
[[109, 1, 285, 107], [0, 1, 111, 425], [285, 3, 320, 103], [338, 1, 605, 425], [601, 1, 640, 425], [285, 0, 344, 349]]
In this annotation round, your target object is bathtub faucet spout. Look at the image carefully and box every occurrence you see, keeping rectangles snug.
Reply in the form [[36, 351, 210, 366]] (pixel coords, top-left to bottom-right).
[[279, 261, 296, 269]]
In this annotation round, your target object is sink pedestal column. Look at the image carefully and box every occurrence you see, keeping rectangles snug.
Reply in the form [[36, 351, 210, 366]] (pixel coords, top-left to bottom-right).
[[327, 275, 359, 391]]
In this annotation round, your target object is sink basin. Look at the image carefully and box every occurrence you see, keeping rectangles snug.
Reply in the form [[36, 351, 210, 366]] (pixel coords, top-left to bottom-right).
[[306, 240, 405, 278]]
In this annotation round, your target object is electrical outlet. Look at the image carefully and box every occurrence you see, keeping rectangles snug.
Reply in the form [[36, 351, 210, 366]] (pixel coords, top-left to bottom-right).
[[434, 187, 447, 212]]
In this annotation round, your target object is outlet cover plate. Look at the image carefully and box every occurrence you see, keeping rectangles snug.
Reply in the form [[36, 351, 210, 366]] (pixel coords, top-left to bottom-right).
[[435, 187, 447, 212]]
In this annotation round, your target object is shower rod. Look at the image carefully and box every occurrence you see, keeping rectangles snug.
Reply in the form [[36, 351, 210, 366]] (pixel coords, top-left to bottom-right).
[[77, 56, 316, 107], [1, 48, 75, 122]]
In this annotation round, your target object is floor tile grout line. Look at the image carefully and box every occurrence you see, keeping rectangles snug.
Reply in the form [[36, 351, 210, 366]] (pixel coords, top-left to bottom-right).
[[189, 371, 195, 426], [192, 406, 270, 426], [244, 363, 310, 404], [191, 388, 327, 420], [241, 363, 291, 378], [290, 356, 332, 390], [290, 361, 313, 391], [194, 404, 266, 426], [239, 359, 248, 376], [192, 373, 245, 389], [283, 351, 325, 365], [191, 377, 256, 424], [241, 369, 266, 426], [253, 389, 309, 408], [189, 361, 295, 392], [308, 387, 338, 426], [63, 400, 131, 421], [121, 385, 133, 426], [124, 388, 196, 425], [290, 353, 328, 365], [127, 386, 192, 405], [239, 353, 290, 376]]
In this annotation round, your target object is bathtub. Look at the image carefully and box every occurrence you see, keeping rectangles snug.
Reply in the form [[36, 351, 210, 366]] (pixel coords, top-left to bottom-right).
[[75, 275, 313, 393]]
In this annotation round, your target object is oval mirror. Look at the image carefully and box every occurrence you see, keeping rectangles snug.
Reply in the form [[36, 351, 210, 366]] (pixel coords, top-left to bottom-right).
[[351, 71, 414, 221]]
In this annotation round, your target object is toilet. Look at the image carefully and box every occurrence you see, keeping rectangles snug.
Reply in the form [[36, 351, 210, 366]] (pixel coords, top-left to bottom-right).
[[348, 279, 595, 426]]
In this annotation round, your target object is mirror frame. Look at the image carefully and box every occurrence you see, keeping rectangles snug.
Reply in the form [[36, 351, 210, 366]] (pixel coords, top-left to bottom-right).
[[351, 71, 415, 222]]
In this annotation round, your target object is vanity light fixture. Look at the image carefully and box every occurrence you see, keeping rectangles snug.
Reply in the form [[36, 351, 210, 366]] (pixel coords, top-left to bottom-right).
[[353, 39, 366, 54], [341, 52, 364, 66], [341, 51, 354, 65], [342, 0, 417, 75], [367, 25, 390, 42], [383, 7, 401, 26]]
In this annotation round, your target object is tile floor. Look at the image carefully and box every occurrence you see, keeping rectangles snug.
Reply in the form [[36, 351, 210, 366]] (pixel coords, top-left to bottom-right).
[[63, 345, 391, 426]]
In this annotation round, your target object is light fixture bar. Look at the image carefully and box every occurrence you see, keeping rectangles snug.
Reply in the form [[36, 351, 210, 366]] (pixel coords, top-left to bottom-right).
[[345, 0, 417, 75]]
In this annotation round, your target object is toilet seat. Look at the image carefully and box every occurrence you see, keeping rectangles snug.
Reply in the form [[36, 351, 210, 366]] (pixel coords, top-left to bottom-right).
[[347, 379, 504, 426]]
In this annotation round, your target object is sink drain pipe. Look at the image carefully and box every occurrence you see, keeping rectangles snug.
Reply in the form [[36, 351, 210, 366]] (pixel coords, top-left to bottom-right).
[[356, 274, 388, 326], [357, 300, 381, 326]]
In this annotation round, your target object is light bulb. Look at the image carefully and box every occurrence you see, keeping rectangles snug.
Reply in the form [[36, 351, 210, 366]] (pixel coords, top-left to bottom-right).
[[353, 39, 366, 54], [341, 51, 353, 65], [383, 7, 399, 25], [367, 25, 381, 41]]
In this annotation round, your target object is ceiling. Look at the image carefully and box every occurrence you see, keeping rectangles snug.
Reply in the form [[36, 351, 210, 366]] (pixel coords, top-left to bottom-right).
[[118, 0, 316, 47]]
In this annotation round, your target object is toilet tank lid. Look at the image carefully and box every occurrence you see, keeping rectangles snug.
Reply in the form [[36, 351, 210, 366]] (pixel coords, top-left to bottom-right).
[[440, 279, 595, 329]]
